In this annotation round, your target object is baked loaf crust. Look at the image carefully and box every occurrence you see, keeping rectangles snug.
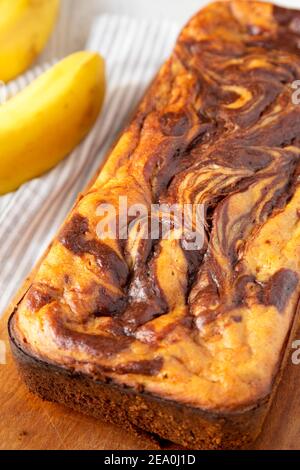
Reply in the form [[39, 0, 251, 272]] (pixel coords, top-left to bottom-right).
[[9, 0, 300, 449]]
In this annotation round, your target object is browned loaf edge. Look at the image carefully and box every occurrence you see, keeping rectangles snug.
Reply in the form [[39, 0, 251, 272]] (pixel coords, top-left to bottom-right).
[[7, 0, 300, 450], [7, 315, 268, 450]]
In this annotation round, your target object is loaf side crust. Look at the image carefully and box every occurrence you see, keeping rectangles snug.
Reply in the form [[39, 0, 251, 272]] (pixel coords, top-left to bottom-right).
[[9, 314, 270, 450]]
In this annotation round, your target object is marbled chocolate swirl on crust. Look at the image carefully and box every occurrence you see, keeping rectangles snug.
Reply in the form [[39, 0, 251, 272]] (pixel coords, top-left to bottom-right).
[[13, 1, 300, 411]]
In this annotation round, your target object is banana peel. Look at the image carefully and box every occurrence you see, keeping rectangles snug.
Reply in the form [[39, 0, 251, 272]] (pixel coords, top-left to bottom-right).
[[0, 0, 60, 83], [0, 51, 106, 195]]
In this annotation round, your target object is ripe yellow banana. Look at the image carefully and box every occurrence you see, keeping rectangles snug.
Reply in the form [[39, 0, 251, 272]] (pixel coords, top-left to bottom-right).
[[0, 0, 59, 82], [0, 51, 106, 195]]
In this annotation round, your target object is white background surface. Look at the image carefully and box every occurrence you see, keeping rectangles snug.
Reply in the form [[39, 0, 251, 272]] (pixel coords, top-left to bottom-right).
[[91, 0, 300, 20], [66, 0, 300, 21]]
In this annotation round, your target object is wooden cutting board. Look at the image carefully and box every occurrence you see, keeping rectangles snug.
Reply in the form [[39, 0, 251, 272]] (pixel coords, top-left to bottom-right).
[[0, 301, 299, 450]]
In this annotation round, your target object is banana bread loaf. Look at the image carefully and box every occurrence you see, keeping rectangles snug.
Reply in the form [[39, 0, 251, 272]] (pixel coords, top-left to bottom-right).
[[9, 0, 300, 449]]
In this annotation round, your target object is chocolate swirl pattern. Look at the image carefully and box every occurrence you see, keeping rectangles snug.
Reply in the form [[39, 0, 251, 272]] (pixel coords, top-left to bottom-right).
[[13, 1, 300, 412]]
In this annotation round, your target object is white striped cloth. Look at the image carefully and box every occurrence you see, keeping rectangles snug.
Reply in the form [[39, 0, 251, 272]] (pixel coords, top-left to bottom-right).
[[0, 15, 179, 316]]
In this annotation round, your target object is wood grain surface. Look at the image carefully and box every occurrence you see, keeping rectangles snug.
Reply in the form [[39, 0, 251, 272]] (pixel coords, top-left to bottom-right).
[[0, 297, 299, 450]]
